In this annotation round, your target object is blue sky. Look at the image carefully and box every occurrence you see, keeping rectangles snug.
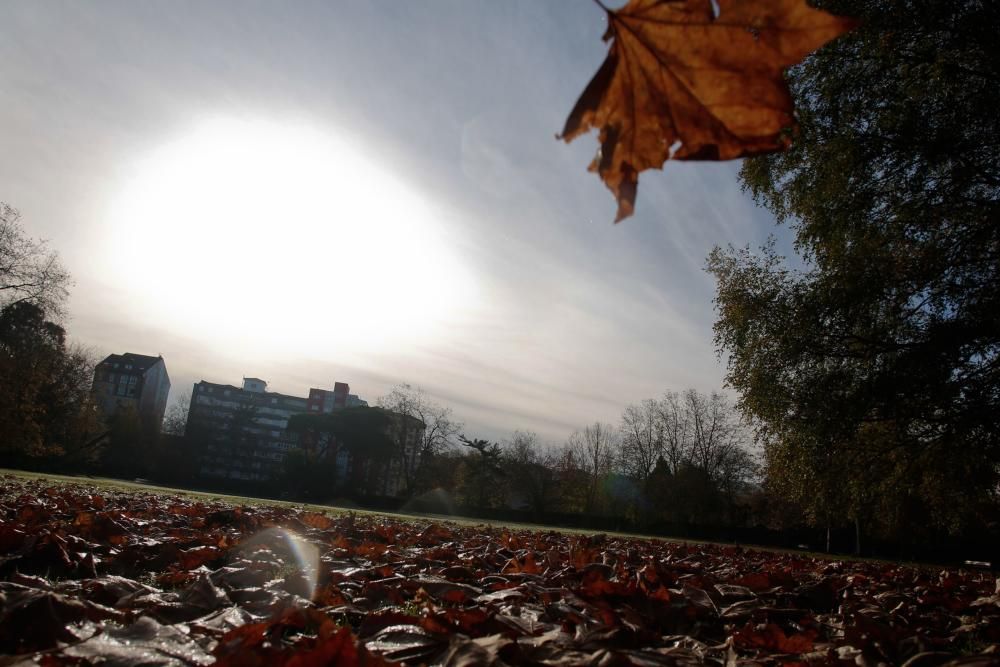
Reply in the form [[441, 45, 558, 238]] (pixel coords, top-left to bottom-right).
[[0, 1, 789, 443]]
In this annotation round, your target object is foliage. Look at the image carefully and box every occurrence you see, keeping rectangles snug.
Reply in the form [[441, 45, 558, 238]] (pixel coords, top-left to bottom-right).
[[287, 408, 397, 496], [708, 0, 1000, 541], [98, 406, 150, 478], [455, 435, 505, 509], [561, 0, 856, 220], [0, 301, 99, 462], [2, 475, 998, 665]]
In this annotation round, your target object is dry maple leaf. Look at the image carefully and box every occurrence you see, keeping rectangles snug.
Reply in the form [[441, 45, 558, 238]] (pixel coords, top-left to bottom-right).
[[560, 0, 857, 222]]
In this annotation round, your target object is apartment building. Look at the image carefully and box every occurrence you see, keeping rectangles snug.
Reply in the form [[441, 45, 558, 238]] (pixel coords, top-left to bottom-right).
[[188, 377, 368, 482], [92, 352, 171, 432]]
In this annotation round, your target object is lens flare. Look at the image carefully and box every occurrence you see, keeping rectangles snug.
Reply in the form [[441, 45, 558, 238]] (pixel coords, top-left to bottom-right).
[[234, 527, 320, 601]]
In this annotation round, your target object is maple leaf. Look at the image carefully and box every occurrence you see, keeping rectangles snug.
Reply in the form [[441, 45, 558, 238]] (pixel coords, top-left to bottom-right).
[[560, 0, 857, 221]]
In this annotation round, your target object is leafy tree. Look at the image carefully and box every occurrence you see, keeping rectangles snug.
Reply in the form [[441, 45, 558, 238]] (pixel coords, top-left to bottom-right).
[[456, 436, 505, 509], [708, 0, 1000, 543], [0, 203, 70, 317], [99, 405, 148, 478], [287, 407, 396, 496], [0, 301, 99, 462]]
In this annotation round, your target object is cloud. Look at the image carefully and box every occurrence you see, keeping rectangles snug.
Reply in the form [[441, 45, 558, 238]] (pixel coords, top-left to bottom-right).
[[1, 0, 790, 445]]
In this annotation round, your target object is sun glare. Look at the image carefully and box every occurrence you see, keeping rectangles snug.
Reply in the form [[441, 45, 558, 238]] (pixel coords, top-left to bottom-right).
[[104, 117, 473, 356]]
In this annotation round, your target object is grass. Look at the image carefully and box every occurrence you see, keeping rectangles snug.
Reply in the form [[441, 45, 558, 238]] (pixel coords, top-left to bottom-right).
[[0, 467, 938, 567]]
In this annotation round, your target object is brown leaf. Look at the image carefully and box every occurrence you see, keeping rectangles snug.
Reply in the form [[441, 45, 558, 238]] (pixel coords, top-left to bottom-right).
[[61, 616, 214, 666], [0, 584, 123, 653], [560, 0, 857, 221], [299, 511, 335, 531], [734, 621, 816, 654]]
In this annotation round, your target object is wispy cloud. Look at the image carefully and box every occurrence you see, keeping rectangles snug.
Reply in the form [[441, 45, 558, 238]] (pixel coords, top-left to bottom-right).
[[0, 0, 792, 444]]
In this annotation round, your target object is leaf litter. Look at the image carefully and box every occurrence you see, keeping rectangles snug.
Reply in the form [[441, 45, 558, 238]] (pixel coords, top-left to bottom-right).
[[0, 475, 998, 665]]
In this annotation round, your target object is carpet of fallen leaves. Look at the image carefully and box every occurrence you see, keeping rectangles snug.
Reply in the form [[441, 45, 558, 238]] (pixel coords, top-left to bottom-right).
[[1, 476, 998, 666]]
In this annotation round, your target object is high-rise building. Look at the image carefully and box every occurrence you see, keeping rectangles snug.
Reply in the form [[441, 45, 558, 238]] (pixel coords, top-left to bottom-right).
[[188, 377, 368, 482], [91, 353, 171, 432]]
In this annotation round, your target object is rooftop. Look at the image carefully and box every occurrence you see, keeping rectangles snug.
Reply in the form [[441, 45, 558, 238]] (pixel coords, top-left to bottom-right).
[[98, 352, 163, 372]]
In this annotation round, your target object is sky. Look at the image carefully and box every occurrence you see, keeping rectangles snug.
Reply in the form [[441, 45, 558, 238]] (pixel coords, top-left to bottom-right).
[[0, 1, 790, 444]]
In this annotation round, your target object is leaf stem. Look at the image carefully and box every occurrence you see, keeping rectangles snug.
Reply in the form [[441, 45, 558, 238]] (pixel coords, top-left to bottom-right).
[[591, 0, 612, 13]]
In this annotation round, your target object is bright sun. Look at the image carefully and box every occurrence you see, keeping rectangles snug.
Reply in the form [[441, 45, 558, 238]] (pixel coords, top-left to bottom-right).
[[105, 117, 474, 357]]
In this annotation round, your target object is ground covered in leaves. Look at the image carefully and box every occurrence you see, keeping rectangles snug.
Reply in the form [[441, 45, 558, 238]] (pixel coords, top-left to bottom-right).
[[1, 476, 998, 666]]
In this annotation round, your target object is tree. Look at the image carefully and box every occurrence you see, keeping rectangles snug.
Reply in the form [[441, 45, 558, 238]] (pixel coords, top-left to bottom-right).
[[550, 443, 590, 514], [0, 301, 99, 462], [286, 407, 396, 496], [708, 0, 1000, 542], [682, 390, 754, 493], [619, 400, 663, 484], [161, 393, 190, 437], [0, 203, 70, 318], [100, 405, 148, 478], [624, 390, 754, 527], [377, 383, 462, 493], [456, 435, 505, 509], [567, 422, 619, 515], [656, 391, 691, 476], [502, 431, 558, 520]]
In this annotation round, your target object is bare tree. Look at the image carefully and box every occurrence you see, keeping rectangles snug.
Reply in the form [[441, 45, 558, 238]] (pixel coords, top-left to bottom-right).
[[684, 390, 749, 485], [0, 203, 71, 318], [568, 422, 619, 514], [162, 392, 190, 437], [378, 383, 462, 492], [551, 443, 589, 512], [619, 399, 663, 482], [502, 431, 558, 518], [656, 391, 691, 475]]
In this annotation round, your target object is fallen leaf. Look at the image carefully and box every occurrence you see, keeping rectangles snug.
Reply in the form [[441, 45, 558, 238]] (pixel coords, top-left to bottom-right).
[[560, 0, 857, 221]]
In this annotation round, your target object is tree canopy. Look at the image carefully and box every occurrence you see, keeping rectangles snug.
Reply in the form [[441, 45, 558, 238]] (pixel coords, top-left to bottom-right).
[[708, 0, 1000, 540]]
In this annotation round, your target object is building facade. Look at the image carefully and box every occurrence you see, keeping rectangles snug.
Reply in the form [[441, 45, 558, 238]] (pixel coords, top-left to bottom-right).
[[188, 377, 369, 482], [92, 353, 170, 431]]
